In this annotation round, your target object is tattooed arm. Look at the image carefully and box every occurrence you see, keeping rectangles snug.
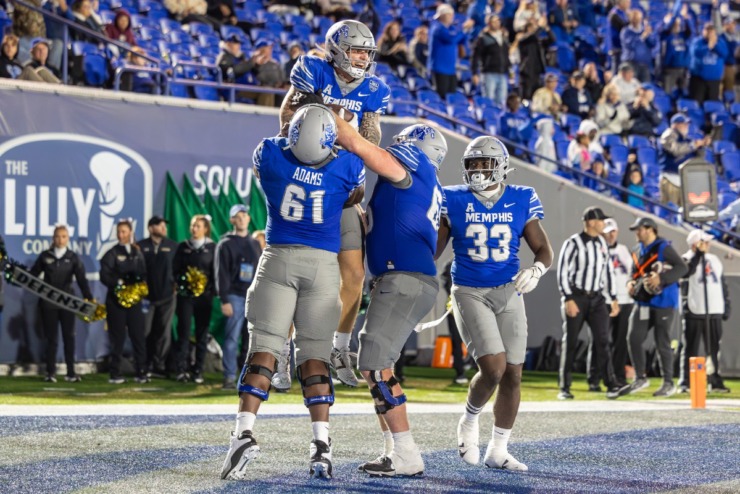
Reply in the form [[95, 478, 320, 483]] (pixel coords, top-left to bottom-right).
[[279, 86, 325, 136], [359, 112, 382, 145]]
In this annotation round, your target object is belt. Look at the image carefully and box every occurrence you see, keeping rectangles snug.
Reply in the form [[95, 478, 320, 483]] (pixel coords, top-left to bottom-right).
[[573, 289, 601, 298]]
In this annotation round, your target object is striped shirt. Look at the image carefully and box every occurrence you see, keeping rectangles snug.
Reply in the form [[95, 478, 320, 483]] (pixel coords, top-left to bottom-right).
[[557, 232, 617, 301]]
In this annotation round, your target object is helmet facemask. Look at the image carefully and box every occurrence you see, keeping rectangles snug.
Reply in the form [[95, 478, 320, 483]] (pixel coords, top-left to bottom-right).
[[462, 156, 508, 191]]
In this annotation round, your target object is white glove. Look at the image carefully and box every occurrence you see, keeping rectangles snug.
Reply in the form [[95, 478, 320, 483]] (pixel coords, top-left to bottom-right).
[[338, 108, 359, 130], [514, 262, 546, 294]]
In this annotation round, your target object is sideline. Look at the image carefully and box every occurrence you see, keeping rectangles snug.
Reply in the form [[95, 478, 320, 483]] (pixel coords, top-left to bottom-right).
[[1, 400, 738, 416]]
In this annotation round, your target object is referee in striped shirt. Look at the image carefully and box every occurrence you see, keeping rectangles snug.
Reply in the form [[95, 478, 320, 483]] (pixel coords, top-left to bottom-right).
[[557, 207, 625, 400]]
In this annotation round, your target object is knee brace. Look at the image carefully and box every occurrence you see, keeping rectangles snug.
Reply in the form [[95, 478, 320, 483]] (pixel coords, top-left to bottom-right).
[[369, 371, 406, 414], [237, 361, 275, 401], [297, 363, 335, 408]]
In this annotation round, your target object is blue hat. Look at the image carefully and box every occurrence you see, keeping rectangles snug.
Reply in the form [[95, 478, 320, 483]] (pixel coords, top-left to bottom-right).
[[229, 204, 249, 217], [254, 39, 273, 49], [670, 113, 689, 125], [30, 37, 50, 50], [640, 83, 653, 90]]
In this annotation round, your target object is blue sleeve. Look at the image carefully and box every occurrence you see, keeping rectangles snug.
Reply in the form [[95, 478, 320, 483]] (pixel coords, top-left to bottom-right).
[[290, 55, 320, 94], [646, 33, 658, 49], [715, 37, 729, 60], [353, 160, 366, 188], [387, 143, 424, 172], [252, 140, 269, 177], [365, 81, 390, 114], [437, 24, 465, 44], [619, 28, 633, 51], [527, 188, 545, 222]]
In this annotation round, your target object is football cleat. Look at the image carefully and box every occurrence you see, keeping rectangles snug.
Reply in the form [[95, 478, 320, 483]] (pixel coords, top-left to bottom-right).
[[309, 439, 333, 479], [64, 375, 82, 383], [484, 443, 528, 471], [271, 355, 292, 392], [363, 446, 424, 477], [457, 416, 480, 465], [357, 454, 386, 472], [330, 347, 359, 387], [221, 430, 261, 480]]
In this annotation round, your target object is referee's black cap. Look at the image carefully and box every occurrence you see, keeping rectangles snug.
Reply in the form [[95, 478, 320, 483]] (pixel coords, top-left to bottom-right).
[[582, 207, 609, 221]]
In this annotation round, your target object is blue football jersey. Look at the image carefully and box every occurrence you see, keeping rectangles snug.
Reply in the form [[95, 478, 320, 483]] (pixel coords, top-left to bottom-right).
[[290, 55, 391, 121], [366, 143, 445, 277], [442, 184, 544, 287], [253, 137, 365, 253]]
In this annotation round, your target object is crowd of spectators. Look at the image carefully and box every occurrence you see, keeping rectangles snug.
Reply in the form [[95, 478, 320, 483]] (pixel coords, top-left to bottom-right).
[[1, 0, 740, 238]]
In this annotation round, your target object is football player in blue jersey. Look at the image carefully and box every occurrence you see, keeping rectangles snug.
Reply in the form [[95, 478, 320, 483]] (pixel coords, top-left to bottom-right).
[[334, 114, 448, 477], [274, 20, 392, 390], [436, 136, 553, 471], [220, 105, 366, 481]]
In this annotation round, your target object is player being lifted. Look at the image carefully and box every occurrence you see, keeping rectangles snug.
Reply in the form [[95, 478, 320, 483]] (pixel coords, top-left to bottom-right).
[[220, 105, 365, 480], [334, 113, 448, 477], [437, 136, 553, 471], [274, 19, 391, 389]]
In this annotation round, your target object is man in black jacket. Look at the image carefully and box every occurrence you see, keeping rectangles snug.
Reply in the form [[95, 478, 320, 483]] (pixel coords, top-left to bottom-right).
[[472, 14, 510, 106], [628, 84, 662, 136], [215, 205, 262, 389], [139, 216, 178, 378]]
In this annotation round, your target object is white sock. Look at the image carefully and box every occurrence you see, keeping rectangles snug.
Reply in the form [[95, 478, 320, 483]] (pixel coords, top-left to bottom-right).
[[391, 430, 414, 451], [235, 412, 256, 435], [280, 338, 292, 358], [463, 400, 483, 424], [333, 331, 351, 350], [383, 430, 394, 456], [312, 421, 330, 444], [492, 426, 511, 453]]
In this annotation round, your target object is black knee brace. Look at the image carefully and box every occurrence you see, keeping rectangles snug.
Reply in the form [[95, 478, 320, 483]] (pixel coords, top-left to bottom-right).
[[238, 359, 275, 401], [297, 363, 335, 408]]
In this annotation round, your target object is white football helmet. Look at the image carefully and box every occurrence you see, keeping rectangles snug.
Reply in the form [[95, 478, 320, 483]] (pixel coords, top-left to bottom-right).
[[394, 124, 448, 169], [325, 20, 377, 79], [461, 136, 511, 191], [288, 104, 338, 166]]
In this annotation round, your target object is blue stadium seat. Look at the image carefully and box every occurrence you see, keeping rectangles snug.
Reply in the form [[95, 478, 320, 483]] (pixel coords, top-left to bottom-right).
[[446, 92, 468, 106], [72, 42, 109, 87], [221, 26, 251, 45], [167, 30, 190, 44], [159, 18, 181, 34], [677, 98, 701, 113], [188, 22, 214, 38], [555, 140, 570, 163], [731, 102, 740, 117], [610, 143, 629, 166], [390, 85, 412, 101], [561, 113, 582, 135], [636, 146, 658, 170], [723, 151, 740, 182], [389, 103, 417, 117], [554, 43, 577, 73], [703, 100, 725, 115], [714, 140, 737, 156], [408, 76, 431, 92], [425, 114, 455, 130], [194, 85, 220, 101], [628, 135, 651, 150], [199, 34, 221, 48], [600, 134, 623, 149], [138, 27, 164, 42], [654, 94, 672, 115], [723, 90, 735, 104], [457, 116, 484, 138], [417, 89, 443, 105], [100, 10, 116, 25], [448, 103, 475, 120]]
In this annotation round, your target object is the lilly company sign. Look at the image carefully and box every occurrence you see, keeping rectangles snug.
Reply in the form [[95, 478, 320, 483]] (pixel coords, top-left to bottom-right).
[[0, 133, 153, 273]]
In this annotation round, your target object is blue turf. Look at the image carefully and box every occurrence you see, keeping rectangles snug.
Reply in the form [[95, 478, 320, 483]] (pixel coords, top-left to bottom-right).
[[1, 421, 738, 493]]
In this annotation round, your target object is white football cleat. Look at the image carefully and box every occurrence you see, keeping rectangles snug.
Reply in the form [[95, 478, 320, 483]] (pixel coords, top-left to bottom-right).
[[309, 439, 333, 479], [330, 347, 359, 387], [221, 430, 260, 480], [457, 416, 480, 465], [484, 442, 528, 471], [271, 355, 291, 392]]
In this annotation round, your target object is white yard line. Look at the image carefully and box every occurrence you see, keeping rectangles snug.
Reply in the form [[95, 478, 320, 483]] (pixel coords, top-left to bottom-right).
[[0, 399, 738, 416]]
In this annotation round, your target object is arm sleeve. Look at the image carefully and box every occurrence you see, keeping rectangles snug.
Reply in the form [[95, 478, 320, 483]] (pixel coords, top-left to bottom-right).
[[364, 82, 390, 114], [660, 243, 688, 285], [289, 55, 319, 94], [557, 238, 576, 299], [215, 239, 231, 303], [684, 252, 701, 278], [74, 256, 93, 300], [527, 188, 545, 222], [722, 274, 731, 320], [29, 255, 44, 277], [99, 250, 118, 290], [605, 241, 617, 301]]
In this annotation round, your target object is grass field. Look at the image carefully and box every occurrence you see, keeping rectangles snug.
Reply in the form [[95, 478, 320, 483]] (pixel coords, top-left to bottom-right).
[[1, 367, 737, 405]]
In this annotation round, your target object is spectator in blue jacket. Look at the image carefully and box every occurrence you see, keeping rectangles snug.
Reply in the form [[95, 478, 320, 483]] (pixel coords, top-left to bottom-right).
[[607, 0, 630, 70], [466, 0, 490, 43], [428, 3, 474, 98], [689, 23, 729, 104], [43, 0, 75, 72], [659, 8, 692, 95], [619, 9, 657, 83]]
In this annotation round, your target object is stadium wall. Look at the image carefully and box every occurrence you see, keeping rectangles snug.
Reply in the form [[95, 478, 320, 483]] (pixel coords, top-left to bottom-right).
[[0, 80, 738, 376]]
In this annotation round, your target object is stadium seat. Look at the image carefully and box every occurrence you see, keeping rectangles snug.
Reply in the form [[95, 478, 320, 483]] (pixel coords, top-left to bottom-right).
[[677, 98, 701, 113], [199, 34, 221, 48], [609, 143, 629, 166], [446, 92, 468, 107], [138, 27, 164, 42], [703, 100, 725, 115], [407, 76, 431, 92], [194, 85, 220, 101], [187, 22, 214, 38], [389, 103, 417, 117], [417, 89, 443, 106], [561, 114, 582, 135], [457, 116, 484, 138], [628, 135, 652, 150], [100, 10, 116, 25], [390, 85, 412, 101], [714, 140, 737, 156], [72, 42, 109, 87], [159, 18, 181, 34], [722, 151, 740, 182], [448, 103, 475, 120], [600, 134, 623, 149], [731, 102, 740, 117], [167, 30, 191, 44], [425, 113, 455, 130], [555, 140, 570, 163]]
